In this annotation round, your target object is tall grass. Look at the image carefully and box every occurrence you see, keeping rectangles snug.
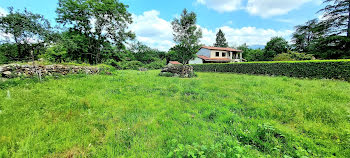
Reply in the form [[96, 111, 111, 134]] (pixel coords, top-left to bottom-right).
[[0, 71, 349, 157]]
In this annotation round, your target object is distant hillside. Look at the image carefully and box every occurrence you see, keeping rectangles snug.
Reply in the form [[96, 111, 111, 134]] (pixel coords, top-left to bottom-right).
[[249, 45, 265, 49]]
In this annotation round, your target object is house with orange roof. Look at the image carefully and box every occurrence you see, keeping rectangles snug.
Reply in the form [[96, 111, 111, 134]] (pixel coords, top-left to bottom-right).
[[189, 46, 243, 64]]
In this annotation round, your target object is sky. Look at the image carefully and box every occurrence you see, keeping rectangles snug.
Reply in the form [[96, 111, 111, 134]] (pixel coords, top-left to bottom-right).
[[0, 0, 325, 51]]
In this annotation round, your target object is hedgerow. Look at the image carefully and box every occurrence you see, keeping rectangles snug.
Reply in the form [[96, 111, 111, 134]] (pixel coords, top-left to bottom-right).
[[191, 60, 350, 81]]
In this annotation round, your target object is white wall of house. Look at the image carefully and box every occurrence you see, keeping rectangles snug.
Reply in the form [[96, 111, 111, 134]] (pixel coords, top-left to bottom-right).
[[189, 57, 203, 64], [210, 50, 230, 58]]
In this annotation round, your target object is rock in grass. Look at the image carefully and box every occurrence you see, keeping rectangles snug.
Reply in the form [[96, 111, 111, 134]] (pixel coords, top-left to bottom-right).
[[3, 71, 12, 77], [160, 65, 195, 78]]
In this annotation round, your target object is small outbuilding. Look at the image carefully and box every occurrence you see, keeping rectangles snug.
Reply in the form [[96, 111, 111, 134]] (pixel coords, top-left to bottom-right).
[[168, 61, 182, 66]]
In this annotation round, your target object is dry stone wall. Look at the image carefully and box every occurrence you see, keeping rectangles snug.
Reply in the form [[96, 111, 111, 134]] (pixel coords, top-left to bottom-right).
[[0, 64, 100, 78]]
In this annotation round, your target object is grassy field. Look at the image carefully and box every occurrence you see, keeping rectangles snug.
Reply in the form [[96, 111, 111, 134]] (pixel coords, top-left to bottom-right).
[[0, 70, 349, 157]]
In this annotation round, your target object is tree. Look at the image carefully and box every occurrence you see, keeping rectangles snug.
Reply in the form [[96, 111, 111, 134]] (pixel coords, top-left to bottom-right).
[[292, 19, 326, 53], [214, 29, 228, 47], [171, 9, 202, 65], [236, 43, 265, 61], [319, 0, 350, 37], [264, 37, 290, 60], [273, 50, 315, 61], [129, 41, 165, 64], [0, 7, 52, 61], [56, 0, 135, 64]]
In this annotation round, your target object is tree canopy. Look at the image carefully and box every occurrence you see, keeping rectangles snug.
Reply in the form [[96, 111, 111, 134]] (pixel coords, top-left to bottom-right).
[[0, 7, 51, 62], [56, 0, 135, 64], [214, 29, 228, 47], [319, 0, 350, 37], [171, 9, 202, 64], [263, 37, 290, 60]]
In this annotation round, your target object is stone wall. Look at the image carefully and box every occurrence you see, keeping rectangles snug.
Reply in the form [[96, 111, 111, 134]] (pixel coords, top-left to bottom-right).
[[0, 64, 100, 78]]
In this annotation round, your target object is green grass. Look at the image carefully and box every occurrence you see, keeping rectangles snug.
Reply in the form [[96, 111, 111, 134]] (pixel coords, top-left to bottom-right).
[[0, 71, 349, 157]]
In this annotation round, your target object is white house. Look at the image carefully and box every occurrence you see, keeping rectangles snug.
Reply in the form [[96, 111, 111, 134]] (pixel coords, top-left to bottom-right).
[[189, 46, 243, 64]]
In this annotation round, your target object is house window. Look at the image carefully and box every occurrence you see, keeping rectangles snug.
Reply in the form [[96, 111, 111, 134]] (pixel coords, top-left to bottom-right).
[[216, 52, 220, 57], [222, 52, 226, 57]]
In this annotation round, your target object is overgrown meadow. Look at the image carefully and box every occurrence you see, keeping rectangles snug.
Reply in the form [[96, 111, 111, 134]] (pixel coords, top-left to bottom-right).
[[0, 71, 349, 157]]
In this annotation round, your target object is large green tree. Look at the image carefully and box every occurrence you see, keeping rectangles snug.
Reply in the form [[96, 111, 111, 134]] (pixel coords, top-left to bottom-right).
[[263, 37, 290, 61], [129, 41, 166, 64], [0, 7, 51, 61], [292, 19, 326, 53], [214, 29, 228, 47], [171, 9, 202, 65], [56, 0, 135, 64], [290, 0, 350, 59], [319, 0, 350, 37]]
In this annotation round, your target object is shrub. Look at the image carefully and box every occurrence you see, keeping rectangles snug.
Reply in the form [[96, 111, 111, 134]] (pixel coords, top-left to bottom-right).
[[192, 60, 350, 81], [145, 59, 166, 70], [274, 51, 315, 61], [39, 45, 68, 63], [111, 60, 144, 70]]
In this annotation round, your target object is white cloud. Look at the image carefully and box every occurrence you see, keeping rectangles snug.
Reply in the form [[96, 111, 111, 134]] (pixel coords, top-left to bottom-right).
[[130, 10, 293, 51], [0, 7, 8, 17], [0, 7, 10, 42], [246, 0, 312, 18], [130, 10, 175, 51], [201, 26, 293, 47], [196, 0, 244, 12], [196, 0, 314, 18]]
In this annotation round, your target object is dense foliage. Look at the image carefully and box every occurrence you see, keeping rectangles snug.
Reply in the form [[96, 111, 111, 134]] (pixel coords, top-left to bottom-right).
[[214, 29, 228, 47], [171, 9, 202, 64], [192, 60, 350, 81], [0, 8, 52, 63], [56, 0, 135, 64], [263, 37, 290, 61], [290, 0, 350, 59]]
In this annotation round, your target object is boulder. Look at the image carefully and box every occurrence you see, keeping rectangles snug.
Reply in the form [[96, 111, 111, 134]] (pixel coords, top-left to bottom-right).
[[160, 65, 195, 78], [139, 68, 148, 71], [3, 71, 12, 77]]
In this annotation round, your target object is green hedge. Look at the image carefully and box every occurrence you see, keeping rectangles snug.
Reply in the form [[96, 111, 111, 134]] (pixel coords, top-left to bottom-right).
[[191, 60, 350, 81]]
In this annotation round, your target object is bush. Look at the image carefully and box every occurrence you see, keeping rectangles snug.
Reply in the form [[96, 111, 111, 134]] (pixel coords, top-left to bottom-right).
[[274, 51, 315, 61], [0, 43, 18, 64], [192, 60, 350, 81], [110, 60, 144, 70], [39, 45, 68, 63], [145, 59, 166, 70]]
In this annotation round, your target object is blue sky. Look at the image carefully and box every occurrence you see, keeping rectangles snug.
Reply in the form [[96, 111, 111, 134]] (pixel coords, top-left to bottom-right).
[[0, 0, 324, 51]]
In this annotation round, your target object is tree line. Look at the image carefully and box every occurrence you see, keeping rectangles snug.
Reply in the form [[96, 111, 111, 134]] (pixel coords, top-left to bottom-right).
[[0, 0, 349, 67], [234, 0, 350, 61]]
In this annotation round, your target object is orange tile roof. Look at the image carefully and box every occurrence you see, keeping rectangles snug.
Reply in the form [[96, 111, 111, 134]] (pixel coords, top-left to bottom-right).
[[201, 46, 242, 52], [197, 55, 231, 62], [169, 61, 182, 65]]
